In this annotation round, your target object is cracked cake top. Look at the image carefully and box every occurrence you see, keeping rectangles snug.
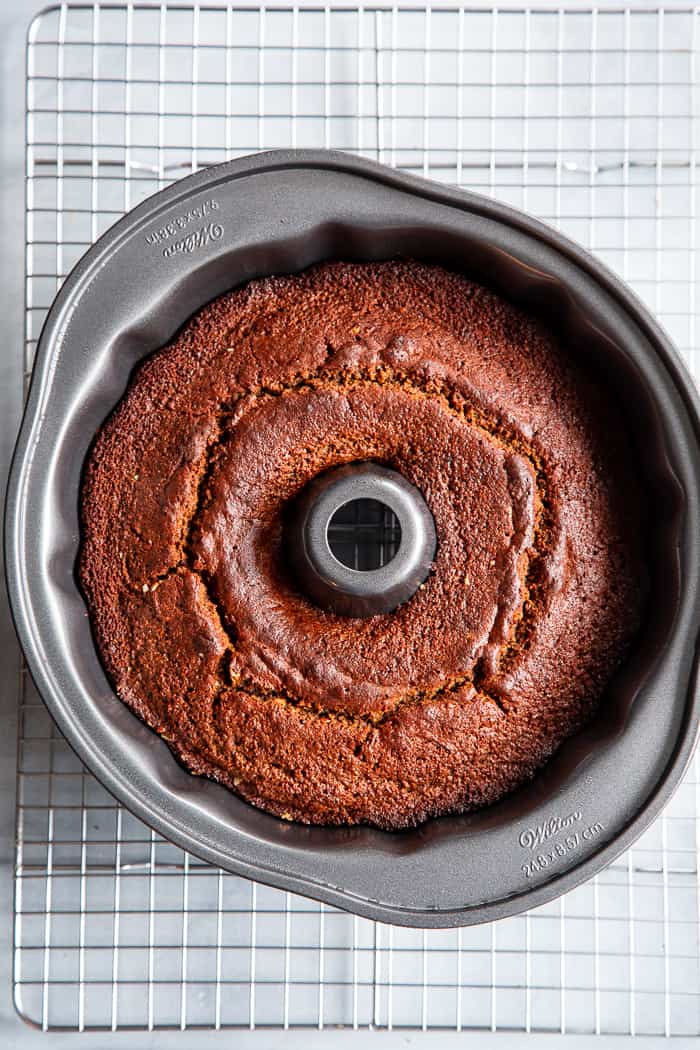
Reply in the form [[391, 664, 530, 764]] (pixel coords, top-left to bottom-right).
[[78, 260, 645, 829]]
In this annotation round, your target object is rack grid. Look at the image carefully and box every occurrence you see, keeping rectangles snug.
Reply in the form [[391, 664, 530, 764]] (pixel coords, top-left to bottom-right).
[[17, 1, 700, 1036]]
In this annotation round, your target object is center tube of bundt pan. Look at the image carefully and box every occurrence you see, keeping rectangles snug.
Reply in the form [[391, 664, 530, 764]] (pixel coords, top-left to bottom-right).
[[286, 462, 437, 618]]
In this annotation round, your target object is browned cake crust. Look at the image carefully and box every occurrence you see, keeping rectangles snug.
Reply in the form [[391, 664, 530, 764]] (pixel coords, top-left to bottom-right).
[[78, 261, 644, 829]]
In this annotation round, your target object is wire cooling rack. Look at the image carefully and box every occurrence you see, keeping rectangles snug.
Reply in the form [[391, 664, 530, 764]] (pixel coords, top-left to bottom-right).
[[16, 1, 700, 1037]]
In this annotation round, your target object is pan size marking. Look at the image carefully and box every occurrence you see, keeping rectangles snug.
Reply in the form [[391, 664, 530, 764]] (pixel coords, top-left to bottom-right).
[[520, 822, 605, 879], [144, 197, 220, 248]]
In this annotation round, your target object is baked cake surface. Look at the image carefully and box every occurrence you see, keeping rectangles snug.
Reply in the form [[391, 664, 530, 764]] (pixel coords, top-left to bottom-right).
[[79, 261, 644, 829]]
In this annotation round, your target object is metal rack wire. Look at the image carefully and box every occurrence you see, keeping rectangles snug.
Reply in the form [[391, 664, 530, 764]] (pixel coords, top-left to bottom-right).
[[326, 498, 402, 570], [16, 1, 700, 1036]]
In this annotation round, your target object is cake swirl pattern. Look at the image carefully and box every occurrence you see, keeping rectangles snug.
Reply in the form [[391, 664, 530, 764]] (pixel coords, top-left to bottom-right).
[[79, 261, 644, 828]]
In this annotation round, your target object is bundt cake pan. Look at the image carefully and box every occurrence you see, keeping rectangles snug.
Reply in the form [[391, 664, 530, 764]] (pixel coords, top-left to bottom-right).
[[6, 150, 700, 927]]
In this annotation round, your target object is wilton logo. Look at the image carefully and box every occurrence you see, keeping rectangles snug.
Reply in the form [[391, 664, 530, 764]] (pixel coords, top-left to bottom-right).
[[162, 221, 224, 258], [519, 811, 582, 850]]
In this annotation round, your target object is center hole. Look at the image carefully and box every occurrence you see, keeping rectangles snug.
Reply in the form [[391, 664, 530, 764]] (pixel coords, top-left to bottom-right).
[[327, 498, 402, 571]]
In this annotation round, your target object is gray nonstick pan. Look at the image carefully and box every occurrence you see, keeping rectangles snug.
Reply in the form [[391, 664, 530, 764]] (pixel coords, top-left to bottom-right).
[[6, 149, 700, 927]]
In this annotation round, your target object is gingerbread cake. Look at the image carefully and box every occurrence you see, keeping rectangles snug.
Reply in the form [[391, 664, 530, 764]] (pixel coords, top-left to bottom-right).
[[78, 261, 645, 829]]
